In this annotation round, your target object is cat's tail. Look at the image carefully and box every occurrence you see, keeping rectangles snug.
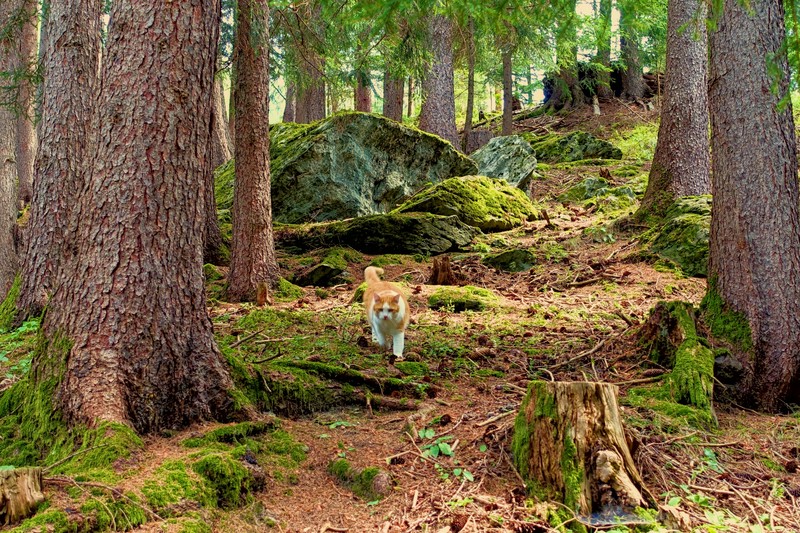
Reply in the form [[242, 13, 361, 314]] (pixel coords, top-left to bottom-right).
[[364, 266, 384, 285]]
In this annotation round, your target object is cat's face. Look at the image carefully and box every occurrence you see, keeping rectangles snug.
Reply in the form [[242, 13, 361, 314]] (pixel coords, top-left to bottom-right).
[[372, 293, 402, 321]]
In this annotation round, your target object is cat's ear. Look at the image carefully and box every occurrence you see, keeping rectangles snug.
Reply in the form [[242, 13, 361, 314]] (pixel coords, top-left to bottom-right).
[[392, 294, 400, 303], [373, 293, 381, 302]]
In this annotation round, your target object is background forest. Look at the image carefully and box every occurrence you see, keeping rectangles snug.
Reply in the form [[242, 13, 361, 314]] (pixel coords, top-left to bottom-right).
[[1, 0, 800, 531]]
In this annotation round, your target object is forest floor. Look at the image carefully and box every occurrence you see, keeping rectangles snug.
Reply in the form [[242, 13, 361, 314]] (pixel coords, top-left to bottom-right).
[[7, 102, 800, 533]]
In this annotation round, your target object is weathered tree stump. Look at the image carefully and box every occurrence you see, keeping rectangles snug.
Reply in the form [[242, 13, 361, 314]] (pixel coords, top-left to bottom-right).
[[429, 255, 457, 285], [512, 382, 647, 521], [0, 467, 45, 525]]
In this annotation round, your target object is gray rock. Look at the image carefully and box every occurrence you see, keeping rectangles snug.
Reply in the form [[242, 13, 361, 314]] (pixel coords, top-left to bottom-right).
[[472, 136, 539, 191], [483, 249, 536, 272], [522, 131, 622, 163]]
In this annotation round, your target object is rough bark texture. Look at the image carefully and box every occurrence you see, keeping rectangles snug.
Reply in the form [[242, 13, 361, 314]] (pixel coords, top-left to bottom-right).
[[205, 76, 230, 265], [544, 1, 584, 112], [418, 15, 459, 149], [42, 0, 235, 433], [406, 77, 413, 117], [34, 0, 49, 140], [461, 19, 475, 152], [0, 3, 18, 296], [708, 0, 800, 411], [595, 0, 613, 99], [0, 467, 44, 525], [227, 0, 279, 302], [382, 70, 403, 122], [211, 77, 232, 169], [513, 381, 646, 516], [18, 0, 102, 316], [620, 2, 645, 100], [428, 255, 456, 285], [15, 0, 37, 207], [283, 81, 296, 122], [638, 0, 709, 219], [354, 70, 372, 112], [501, 48, 513, 136], [295, 2, 325, 123]]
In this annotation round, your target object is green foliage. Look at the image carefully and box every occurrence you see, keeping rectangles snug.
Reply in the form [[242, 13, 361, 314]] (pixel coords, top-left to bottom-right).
[[0, 274, 20, 332], [612, 122, 659, 162], [10, 508, 76, 533], [193, 453, 252, 509], [142, 460, 215, 514]]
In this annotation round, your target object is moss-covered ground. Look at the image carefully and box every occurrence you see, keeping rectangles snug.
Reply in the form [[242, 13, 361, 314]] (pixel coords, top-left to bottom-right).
[[2, 102, 795, 532]]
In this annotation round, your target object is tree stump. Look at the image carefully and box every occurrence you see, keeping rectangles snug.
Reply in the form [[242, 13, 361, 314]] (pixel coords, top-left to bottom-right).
[[0, 467, 45, 525], [429, 255, 457, 285], [512, 382, 647, 521]]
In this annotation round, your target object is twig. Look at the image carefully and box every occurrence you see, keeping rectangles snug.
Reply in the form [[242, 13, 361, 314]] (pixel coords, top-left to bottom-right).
[[46, 476, 164, 522], [43, 444, 109, 473], [253, 335, 310, 344], [319, 523, 348, 533], [613, 375, 664, 386], [548, 337, 608, 371], [230, 328, 266, 348], [249, 349, 284, 365], [476, 410, 516, 427]]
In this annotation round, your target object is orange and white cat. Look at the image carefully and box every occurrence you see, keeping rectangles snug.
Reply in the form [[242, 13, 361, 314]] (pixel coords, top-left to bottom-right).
[[363, 266, 410, 359]]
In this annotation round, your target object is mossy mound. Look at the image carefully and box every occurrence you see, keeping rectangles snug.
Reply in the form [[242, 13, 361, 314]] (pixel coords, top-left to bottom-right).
[[327, 459, 392, 501], [215, 112, 477, 223], [522, 131, 622, 163], [646, 196, 711, 277], [275, 213, 479, 255], [294, 248, 356, 287], [393, 176, 538, 232], [428, 286, 499, 312], [471, 135, 539, 190], [559, 177, 635, 206], [482, 249, 536, 272]]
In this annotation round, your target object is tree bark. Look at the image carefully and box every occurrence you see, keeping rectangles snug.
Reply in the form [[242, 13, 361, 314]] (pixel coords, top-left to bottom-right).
[[619, 1, 645, 100], [211, 76, 233, 169], [15, 0, 37, 208], [707, 0, 800, 411], [513, 381, 647, 517], [637, 0, 709, 219], [0, 2, 18, 297], [354, 71, 372, 112], [382, 70, 403, 122], [18, 0, 102, 317], [283, 81, 296, 122], [544, 0, 584, 112], [418, 14, 459, 149], [501, 47, 513, 136], [295, 2, 325, 123], [595, 0, 613, 99], [227, 0, 280, 302], [34, 0, 49, 140], [406, 76, 413, 117], [204, 76, 230, 265], [41, 0, 235, 432], [461, 18, 475, 152]]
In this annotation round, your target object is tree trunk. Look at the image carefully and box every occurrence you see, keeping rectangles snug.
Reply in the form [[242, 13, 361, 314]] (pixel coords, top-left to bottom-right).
[[18, 0, 102, 317], [595, 0, 613, 99], [418, 14, 459, 149], [227, 0, 280, 302], [204, 76, 230, 265], [619, 1, 645, 100], [0, 2, 18, 296], [0, 467, 44, 525], [211, 76, 233, 169], [406, 76, 413, 118], [41, 0, 235, 433], [637, 0, 709, 219], [283, 81, 296, 122], [354, 70, 372, 112], [513, 381, 647, 517], [34, 0, 49, 140], [707, 0, 800, 411], [382, 70, 403, 122], [462, 18, 475, 152], [15, 0, 37, 208], [544, 0, 584, 112], [501, 48, 513, 136], [295, 2, 325, 123]]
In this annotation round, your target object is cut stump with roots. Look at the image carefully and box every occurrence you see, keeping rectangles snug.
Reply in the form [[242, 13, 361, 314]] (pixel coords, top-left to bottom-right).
[[0, 467, 45, 525]]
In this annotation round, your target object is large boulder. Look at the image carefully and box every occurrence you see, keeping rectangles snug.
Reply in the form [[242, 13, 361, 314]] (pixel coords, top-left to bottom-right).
[[214, 112, 477, 223], [393, 175, 538, 232], [522, 131, 622, 163], [275, 213, 479, 255], [646, 196, 711, 277], [471, 136, 538, 191]]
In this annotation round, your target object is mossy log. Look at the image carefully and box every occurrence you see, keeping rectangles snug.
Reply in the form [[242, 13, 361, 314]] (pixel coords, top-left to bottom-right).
[[0, 467, 45, 525], [512, 382, 647, 520]]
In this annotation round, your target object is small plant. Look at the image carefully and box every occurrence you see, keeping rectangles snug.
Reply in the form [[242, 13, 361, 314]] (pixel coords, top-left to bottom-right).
[[421, 436, 454, 458]]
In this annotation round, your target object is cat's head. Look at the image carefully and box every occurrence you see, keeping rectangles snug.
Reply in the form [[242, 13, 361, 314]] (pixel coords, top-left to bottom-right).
[[372, 293, 402, 321]]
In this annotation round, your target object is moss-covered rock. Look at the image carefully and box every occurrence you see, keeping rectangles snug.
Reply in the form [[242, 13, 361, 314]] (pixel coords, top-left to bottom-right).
[[215, 112, 477, 224], [193, 453, 252, 509], [393, 176, 538, 232], [428, 286, 499, 312], [482, 249, 536, 272], [471, 135, 538, 190], [203, 264, 223, 282], [275, 213, 479, 255], [645, 196, 711, 278], [522, 131, 622, 163], [294, 248, 355, 287], [327, 459, 392, 501]]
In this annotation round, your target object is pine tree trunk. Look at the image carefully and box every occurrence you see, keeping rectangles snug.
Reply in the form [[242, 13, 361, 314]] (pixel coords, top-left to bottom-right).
[[406, 76, 413, 117], [41, 0, 235, 432], [461, 18, 475, 152], [707, 0, 800, 411], [637, 0, 709, 219], [204, 77, 228, 265], [620, 1, 645, 100], [419, 14, 459, 149], [18, 0, 102, 317], [15, 0, 37, 208], [382, 70, 403, 122], [34, 1, 49, 140], [283, 81, 296, 122], [0, 2, 17, 296], [227, 0, 279, 302], [354, 71, 372, 112], [544, 0, 584, 112], [595, 0, 613, 99], [501, 48, 513, 136], [295, 2, 325, 123], [211, 77, 232, 169]]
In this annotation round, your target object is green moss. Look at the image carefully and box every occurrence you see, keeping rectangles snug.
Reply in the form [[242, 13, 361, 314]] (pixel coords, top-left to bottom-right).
[[369, 254, 407, 267], [482, 249, 536, 272], [522, 131, 622, 163], [10, 508, 77, 533], [394, 175, 538, 232], [182, 421, 278, 448], [142, 460, 215, 514], [428, 285, 499, 312], [193, 453, 252, 509], [394, 361, 429, 376], [700, 279, 754, 355], [275, 278, 304, 302], [327, 459, 388, 501], [81, 492, 148, 531], [202, 264, 223, 282], [0, 274, 20, 332], [623, 384, 715, 430], [640, 197, 712, 278]]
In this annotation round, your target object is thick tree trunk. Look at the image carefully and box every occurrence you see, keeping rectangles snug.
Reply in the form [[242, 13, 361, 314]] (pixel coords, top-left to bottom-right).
[[637, 0, 709, 219], [707, 0, 800, 411], [418, 15, 459, 149], [354, 69, 372, 112], [34, 0, 49, 140], [41, 0, 235, 432], [211, 77, 233, 169], [204, 77, 229, 265], [295, 2, 325, 123], [595, 0, 613, 99], [18, 0, 102, 317], [513, 382, 647, 517], [0, 2, 18, 296], [544, 0, 584, 112], [227, 0, 280, 302], [15, 0, 37, 208], [620, 2, 645, 100], [461, 18, 475, 152], [382, 70, 403, 122], [501, 48, 513, 136], [283, 81, 296, 122]]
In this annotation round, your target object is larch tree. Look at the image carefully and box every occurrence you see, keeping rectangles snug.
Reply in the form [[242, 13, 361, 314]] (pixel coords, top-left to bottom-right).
[[18, 0, 102, 317], [418, 13, 459, 148], [636, 0, 709, 219], [15, 0, 37, 207], [227, 0, 280, 302], [0, 3, 18, 297], [707, 0, 800, 410], [40, 0, 235, 432]]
